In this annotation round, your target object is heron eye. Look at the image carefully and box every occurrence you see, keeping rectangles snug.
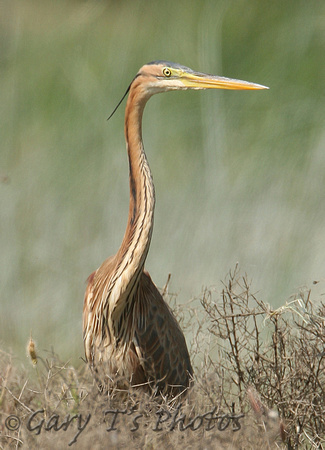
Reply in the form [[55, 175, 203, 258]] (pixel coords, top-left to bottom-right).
[[163, 67, 172, 78]]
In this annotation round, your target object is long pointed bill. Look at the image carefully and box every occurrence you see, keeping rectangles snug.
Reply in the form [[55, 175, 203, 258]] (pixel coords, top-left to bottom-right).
[[181, 71, 269, 90]]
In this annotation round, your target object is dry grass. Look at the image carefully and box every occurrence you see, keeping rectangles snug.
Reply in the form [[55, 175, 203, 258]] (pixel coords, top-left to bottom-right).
[[1, 267, 324, 449]]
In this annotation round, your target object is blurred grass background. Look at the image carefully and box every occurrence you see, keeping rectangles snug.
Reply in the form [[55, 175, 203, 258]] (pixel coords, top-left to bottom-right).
[[1, 0, 324, 364]]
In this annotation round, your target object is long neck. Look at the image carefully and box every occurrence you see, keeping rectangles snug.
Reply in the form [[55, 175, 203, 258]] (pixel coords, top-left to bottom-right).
[[113, 80, 155, 302]]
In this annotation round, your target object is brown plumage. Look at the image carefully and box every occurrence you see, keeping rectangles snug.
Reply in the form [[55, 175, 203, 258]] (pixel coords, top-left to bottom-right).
[[83, 61, 268, 397]]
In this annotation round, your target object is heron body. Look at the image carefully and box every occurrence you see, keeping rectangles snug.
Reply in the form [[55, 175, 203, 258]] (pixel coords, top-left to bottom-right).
[[83, 61, 268, 397]]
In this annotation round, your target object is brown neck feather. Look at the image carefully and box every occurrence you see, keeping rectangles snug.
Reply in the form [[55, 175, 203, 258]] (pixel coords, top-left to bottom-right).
[[112, 77, 155, 306]]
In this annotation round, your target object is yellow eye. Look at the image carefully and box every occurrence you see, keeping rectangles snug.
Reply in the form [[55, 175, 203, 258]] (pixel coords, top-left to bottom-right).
[[163, 67, 172, 78]]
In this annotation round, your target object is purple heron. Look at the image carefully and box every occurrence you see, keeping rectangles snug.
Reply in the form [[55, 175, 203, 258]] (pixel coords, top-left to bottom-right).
[[83, 61, 268, 397]]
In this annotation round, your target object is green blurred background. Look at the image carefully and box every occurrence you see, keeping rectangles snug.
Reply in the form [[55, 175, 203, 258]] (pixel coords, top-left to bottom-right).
[[1, 0, 325, 364]]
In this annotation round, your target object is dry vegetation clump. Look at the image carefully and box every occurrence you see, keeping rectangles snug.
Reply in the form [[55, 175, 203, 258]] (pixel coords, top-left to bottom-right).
[[0, 347, 279, 449], [0, 267, 324, 449], [199, 265, 325, 449]]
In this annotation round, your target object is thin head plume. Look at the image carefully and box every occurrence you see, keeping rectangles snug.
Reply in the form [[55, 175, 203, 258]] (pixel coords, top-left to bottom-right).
[[107, 82, 132, 121]]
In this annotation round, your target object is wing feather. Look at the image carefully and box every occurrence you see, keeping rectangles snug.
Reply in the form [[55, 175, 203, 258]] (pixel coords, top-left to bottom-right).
[[133, 271, 193, 394]]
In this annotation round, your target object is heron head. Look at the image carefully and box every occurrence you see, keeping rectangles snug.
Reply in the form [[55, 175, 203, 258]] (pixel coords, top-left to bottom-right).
[[136, 60, 269, 94], [107, 61, 268, 121]]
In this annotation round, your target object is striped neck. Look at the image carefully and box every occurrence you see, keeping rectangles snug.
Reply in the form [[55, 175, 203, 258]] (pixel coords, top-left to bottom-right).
[[109, 78, 155, 329]]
